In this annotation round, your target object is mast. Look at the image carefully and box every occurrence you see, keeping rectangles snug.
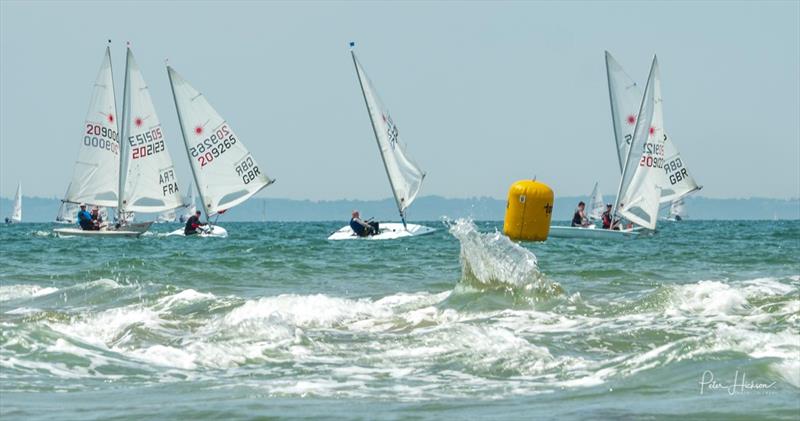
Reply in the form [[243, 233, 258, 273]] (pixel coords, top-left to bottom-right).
[[116, 43, 131, 221], [349, 43, 407, 229], [167, 65, 209, 222], [605, 51, 625, 173], [611, 56, 657, 224]]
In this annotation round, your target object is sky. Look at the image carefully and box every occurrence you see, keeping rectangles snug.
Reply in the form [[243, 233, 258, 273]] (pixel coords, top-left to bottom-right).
[[1, 1, 798, 202]]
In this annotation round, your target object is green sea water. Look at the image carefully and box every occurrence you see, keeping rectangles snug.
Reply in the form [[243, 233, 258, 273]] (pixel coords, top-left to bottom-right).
[[1, 219, 798, 420]]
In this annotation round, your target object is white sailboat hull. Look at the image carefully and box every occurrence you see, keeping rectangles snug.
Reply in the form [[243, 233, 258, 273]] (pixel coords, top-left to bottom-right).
[[547, 225, 643, 239], [328, 222, 435, 241], [53, 222, 153, 238], [165, 225, 228, 238]]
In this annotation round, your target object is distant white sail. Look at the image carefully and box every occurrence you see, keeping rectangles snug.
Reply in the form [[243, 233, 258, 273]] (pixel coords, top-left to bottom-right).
[[64, 47, 120, 207], [668, 199, 687, 220], [352, 51, 425, 219], [615, 56, 665, 230], [167, 66, 273, 216], [156, 209, 177, 223], [185, 182, 197, 216], [10, 183, 22, 222], [587, 182, 605, 221], [119, 48, 185, 214], [605, 51, 700, 204]]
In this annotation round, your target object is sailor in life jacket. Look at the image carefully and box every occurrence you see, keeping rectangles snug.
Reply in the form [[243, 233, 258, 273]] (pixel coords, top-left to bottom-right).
[[349, 210, 379, 237]]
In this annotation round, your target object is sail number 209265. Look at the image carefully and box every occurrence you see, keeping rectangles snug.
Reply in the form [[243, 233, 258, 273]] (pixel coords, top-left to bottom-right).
[[191, 124, 237, 168]]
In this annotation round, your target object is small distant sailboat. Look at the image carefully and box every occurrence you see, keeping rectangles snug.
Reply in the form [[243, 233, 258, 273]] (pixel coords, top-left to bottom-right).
[[328, 43, 435, 240], [550, 56, 665, 239], [54, 44, 186, 237], [665, 199, 687, 221], [165, 65, 274, 238], [587, 182, 605, 222], [5, 183, 22, 224]]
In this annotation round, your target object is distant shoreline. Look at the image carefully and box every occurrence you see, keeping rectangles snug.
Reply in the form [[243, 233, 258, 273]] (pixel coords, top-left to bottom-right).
[[2, 195, 798, 222]]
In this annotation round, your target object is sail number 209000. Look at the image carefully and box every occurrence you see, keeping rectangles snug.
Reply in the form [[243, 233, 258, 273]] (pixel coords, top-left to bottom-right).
[[190, 124, 237, 168]]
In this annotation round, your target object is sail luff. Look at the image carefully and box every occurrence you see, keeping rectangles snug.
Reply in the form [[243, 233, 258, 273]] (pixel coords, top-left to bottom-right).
[[117, 47, 131, 215], [350, 50, 405, 222], [605, 52, 625, 173]]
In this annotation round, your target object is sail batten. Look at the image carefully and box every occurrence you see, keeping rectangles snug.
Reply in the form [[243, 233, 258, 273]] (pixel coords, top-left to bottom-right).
[[351, 50, 425, 221]]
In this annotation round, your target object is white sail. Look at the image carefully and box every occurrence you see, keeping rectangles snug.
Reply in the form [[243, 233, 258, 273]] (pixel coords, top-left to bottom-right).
[[63, 47, 120, 208], [56, 201, 77, 223], [615, 56, 665, 230], [167, 66, 273, 216], [179, 183, 197, 222], [352, 51, 425, 219], [119, 48, 185, 214], [605, 51, 643, 173], [605, 51, 700, 203], [668, 199, 687, 220], [587, 181, 605, 221], [156, 209, 176, 223], [10, 183, 22, 222]]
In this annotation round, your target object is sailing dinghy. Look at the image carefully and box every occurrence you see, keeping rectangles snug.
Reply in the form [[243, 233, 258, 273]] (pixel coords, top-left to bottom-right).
[[550, 56, 666, 239], [5, 183, 22, 224], [328, 44, 435, 241], [605, 51, 701, 204], [165, 65, 274, 238], [55, 45, 186, 237], [665, 199, 687, 221]]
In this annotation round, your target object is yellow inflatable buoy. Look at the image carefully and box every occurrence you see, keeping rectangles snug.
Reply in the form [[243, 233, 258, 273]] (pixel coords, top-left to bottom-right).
[[503, 180, 554, 241]]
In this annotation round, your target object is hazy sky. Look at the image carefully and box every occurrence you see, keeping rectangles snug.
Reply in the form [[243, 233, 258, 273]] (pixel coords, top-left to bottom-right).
[[1, 1, 798, 202]]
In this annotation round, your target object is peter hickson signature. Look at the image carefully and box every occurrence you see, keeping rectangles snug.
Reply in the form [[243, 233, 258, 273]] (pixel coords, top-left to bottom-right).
[[699, 370, 777, 395]]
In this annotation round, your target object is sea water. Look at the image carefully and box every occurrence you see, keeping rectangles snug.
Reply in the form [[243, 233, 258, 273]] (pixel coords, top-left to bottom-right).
[[0, 220, 798, 419]]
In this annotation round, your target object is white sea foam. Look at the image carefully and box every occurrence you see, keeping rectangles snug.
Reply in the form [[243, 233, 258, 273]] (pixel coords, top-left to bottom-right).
[[0, 284, 58, 301]]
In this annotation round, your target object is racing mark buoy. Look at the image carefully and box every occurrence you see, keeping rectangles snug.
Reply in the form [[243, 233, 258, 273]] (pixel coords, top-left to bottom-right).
[[503, 180, 553, 241]]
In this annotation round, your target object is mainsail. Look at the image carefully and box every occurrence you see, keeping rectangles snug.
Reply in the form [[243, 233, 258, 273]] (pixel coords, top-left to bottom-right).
[[167, 66, 273, 217], [605, 51, 700, 204], [10, 183, 22, 222], [614, 56, 665, 230], [587, 182, 605, 221], [119, 48, 185, 214], [351, 49, 425, 224], [64, 47, 120, 207]]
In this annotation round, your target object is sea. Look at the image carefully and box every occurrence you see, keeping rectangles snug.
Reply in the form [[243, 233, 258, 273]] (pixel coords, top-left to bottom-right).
[[1, 219, 798, 420]]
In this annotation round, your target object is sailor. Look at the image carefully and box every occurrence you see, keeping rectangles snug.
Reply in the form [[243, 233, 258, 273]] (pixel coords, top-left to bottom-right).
[[91, 206, 104, 226], [184, 210, 207, 235], [77, 204, 96, 230], [602, 204, 613, 229], [350, 210, 379, 237], [571, 201, 590, 227]]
